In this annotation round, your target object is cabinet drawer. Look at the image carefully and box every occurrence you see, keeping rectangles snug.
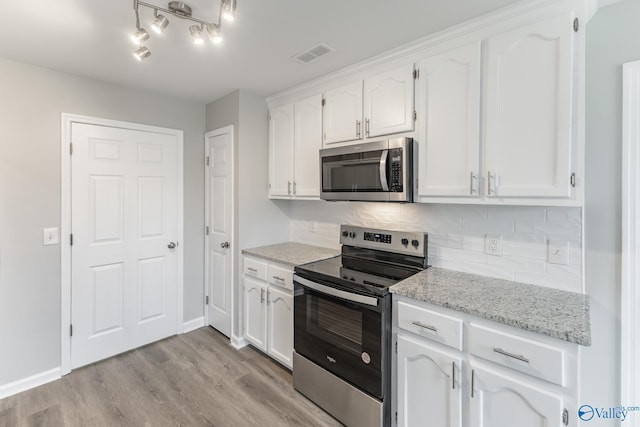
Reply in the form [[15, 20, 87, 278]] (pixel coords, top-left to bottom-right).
[[397, 301, 463, 350], [267, 264, 293, 290], [468, 323, 565, 386], [243, 257, 267, 281]]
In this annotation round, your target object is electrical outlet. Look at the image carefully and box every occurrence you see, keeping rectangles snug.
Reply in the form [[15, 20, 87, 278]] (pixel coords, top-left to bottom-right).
[[309, 220, 317, 233], [484, 234, 503, 256], [548, 240, 570, 265]]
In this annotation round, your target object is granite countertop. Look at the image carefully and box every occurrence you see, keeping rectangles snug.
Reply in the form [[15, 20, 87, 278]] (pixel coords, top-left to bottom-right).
[[241, 242, 340, 267], [390, 268, 591, 346]]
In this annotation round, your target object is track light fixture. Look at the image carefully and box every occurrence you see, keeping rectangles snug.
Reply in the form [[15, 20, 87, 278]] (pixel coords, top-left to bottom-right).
[[130, 0, 237, 60]]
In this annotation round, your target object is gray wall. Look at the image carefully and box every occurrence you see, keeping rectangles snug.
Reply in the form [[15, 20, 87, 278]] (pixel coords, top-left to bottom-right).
[[205, 90, 289, 339], [0, 58, 205, 385], [583, 0, 640, 417]]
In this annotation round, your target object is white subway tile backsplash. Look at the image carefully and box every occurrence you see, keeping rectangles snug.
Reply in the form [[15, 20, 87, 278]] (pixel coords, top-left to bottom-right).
[[289, 201, 583, 293]]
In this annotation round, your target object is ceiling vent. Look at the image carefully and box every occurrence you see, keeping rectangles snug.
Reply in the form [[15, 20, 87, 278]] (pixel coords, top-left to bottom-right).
[[292, 43, 335, 64]]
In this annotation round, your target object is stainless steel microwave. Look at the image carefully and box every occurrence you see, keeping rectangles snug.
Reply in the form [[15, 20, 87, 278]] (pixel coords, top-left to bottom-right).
[[320, 137, 416, 202]]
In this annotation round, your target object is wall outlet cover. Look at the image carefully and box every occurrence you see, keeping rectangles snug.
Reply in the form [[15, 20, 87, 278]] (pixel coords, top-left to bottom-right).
[[484, 234, 503, 256], [548, 240, 570, 265]]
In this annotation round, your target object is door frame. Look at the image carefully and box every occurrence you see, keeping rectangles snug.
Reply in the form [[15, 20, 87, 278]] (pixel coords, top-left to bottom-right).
[[622, 60, 640, 425], [203, 125, 235, 337], [60, 113, 184, 376]]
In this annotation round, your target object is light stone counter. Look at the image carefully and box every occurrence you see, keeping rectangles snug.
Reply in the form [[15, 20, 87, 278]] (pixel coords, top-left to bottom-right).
[[390, 267, 591, 346], [241, 242, 340, 267]]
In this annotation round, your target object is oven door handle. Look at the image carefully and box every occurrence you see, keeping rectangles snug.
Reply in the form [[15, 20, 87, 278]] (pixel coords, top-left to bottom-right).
[[294, 275, 379, 307]]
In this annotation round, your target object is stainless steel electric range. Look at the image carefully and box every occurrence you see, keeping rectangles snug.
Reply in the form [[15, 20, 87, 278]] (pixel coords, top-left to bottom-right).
[[293, 225, 428, 427]]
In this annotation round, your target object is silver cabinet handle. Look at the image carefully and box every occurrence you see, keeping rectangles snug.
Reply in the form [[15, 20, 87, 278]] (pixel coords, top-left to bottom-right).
[[167, 242, 177, 249], [287, 181, 291, 195], [452, 361, 456, 390], [487, 171, 494, 195], [220, 242, 229, 249], [293, 181, 296, 195], [493, 348, 530, 363], [260, 288, 265, 304], [471, 369, 475, 398], [412, 321, 437, 333], [470, 172, 477, 195], [365, 118, 370, 137], [272, 276, 285, 282], [247, 267, 258, 273], [356, 120, 361, 138]]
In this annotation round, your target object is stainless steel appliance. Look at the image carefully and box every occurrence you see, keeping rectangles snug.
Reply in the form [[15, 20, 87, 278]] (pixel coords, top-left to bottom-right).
[[320, 137, 416, 202], [293, 225, 428, 427]]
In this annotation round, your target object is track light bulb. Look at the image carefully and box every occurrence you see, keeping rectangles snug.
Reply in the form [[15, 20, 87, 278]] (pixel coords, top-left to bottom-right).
[[151, 13, 169, 34], [207, 24, 222, 44], [190, 25, 204, 45], [221, 0, 236, 21], [133, 46, 151, 61], [129, 28, 150, 46]]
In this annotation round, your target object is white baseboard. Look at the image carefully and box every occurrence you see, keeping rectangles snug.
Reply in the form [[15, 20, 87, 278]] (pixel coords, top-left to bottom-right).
[[182, 316, 205, 333], [231, 335, 249, 349], [0, 367, 61, 400]]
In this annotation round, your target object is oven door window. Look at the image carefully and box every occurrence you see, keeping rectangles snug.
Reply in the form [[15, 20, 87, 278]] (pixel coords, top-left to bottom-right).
[[294, 285, 384, 399], [322, 151, 386, 193]]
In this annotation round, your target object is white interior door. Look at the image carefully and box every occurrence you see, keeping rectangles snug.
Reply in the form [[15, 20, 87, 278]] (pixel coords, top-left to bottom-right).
[[70, 122, 180, 369], [206, 128, 233, 337]]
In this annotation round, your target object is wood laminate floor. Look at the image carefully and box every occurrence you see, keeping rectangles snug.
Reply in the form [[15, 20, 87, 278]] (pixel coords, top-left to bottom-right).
[[0, 327, 341, 427]]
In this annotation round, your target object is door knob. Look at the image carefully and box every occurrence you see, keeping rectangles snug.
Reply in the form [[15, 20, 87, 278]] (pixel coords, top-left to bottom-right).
[[220, 242, 230, 249], [167, 242, 177, 249]]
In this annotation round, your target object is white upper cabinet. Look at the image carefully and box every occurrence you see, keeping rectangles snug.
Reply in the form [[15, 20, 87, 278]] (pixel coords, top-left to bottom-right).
[[484, 13, 575, 198], [293, 95, 322, 198], [269, 104, 294, 197], [269, 94, 322, 199], [322, 81, 363, 144], [417, 42, 482, 198], [364, 63, 416, 138]]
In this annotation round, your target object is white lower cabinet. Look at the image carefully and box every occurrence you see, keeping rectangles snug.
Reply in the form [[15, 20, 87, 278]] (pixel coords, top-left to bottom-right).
[[242, 256, 294, 369], [394, 297, 578, 427], [397, 334, 462, 427], [469, 365, 564, 427]]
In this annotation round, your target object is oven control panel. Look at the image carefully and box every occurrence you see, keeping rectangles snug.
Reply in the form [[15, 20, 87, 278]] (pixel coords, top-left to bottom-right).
[[340, 225, 427, 257]]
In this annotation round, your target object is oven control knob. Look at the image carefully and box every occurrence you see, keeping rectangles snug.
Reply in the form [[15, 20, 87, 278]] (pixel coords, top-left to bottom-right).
[[411, 239, 420, 248], [401, 238, 409, 246], [342, 231, 349, 237], [349, 232, 356, 238]]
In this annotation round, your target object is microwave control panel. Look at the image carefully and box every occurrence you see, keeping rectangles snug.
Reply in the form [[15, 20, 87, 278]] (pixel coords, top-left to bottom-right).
[[389, 148, 403, 192]]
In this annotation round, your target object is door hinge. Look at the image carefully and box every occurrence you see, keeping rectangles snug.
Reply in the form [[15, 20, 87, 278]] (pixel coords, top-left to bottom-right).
[[413, 68, 419, 79], [570, 173, 576, 188], [206, 156, 210, 166], [573, 18, 579, 32], [70, 324, 73, 337], [70, 234, 73, 246], [205, 295, 209, 305], [322, 98, 326, 107], [395, 341, 398, 354], [395, 411, 398, 425], [205, 226, 210, 235], [70, 143, 73, 155], [563, 408, 569, 425], [413, 111, 417, 121]]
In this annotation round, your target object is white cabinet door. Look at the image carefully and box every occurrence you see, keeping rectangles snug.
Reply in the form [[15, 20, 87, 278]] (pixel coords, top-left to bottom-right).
[[267, 286, 294, 368], [293, 94, 322, 198], [418, 42, 482, 198], [323, 81, 363, 144], [470, 365, 564, 427], [364, 64, 415, 138], [397, 335, 462, 427], [269, 104, 294, 198], [243, 276, 267, 352], [484, 13, 574, 198]]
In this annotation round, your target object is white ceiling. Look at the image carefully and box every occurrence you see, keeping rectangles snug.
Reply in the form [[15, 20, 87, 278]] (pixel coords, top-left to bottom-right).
[[0, 0, 523, 103]]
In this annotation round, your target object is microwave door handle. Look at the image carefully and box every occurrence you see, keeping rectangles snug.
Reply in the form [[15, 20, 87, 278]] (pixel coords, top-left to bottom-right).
[[379, 149, 389, 191]]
